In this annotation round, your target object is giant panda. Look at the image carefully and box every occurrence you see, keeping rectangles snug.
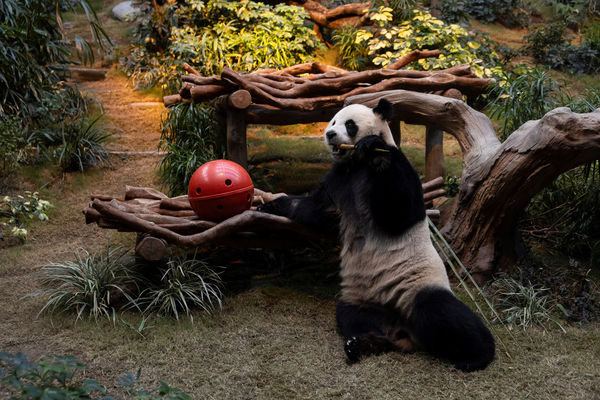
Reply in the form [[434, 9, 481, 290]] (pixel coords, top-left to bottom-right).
[[258, 99, 495, 371]]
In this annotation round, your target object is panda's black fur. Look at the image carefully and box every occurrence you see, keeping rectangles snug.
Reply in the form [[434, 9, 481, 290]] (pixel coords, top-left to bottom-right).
[[258, 99, 495, 372]]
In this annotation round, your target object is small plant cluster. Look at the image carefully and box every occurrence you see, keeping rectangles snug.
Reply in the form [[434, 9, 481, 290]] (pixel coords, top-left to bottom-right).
[[0, 352, 190, 399], [523, 163, 600, 272], [0, 1, 114, 177], [524, 23, 600, 74], [490, 276, 567, 332], [435, 0, 528, 27], [334, 8, 503, 78], [158, 102, 225, 196], [31, 245, 224, 325], [121, 0, 323, 92], [0, 192, 52, 242]]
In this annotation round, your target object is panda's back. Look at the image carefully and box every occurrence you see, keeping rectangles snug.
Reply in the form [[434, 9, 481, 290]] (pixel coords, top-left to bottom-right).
[[339, 218, 450, 317]]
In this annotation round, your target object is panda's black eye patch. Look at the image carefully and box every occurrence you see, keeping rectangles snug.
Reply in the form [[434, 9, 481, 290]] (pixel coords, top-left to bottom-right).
[[345, 119, 358, 138], [332, 120, 336, 126]]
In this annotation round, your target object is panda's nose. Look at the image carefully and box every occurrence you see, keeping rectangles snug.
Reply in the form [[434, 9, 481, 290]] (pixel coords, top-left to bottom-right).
[[326, 131, 337, 140]]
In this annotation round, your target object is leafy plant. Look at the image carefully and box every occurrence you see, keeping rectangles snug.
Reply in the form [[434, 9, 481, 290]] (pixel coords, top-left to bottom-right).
[[31, 246, 140, 323], [490, 277, 566, 332], [524, 23, 600, 73], [486, 66, 568, 140], [523, 162, 600, 265], [465, 0, 529, 27], [332, 25, 369, 71], [158, 102, 225, 196], [0, 352, 192, 399], [0, 116, 29, 180], [122, 0, 323, 92], [353, 8, 503, 78], [0, 192, 52, 242], [36, 114, 115, 172], [0, 352, 108, 399], [433, 0, 470, 24], [137, 254, 223, 323], [0, 0, 110, 117], [117, 369, 191, 400]]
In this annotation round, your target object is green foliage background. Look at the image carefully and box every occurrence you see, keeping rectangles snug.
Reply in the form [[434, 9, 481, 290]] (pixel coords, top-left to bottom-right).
[[122, 0, 323, 92]]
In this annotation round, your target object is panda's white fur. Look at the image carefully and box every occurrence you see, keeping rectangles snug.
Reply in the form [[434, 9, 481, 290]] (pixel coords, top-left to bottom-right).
[[258, 99, 495, 371], [324, 103, 397, 158], [339, 217, 450, 316]]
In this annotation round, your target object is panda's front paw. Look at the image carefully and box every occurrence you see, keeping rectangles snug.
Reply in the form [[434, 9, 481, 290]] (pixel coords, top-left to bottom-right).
[[354, 135, 391, 171], [256, 197, 286, 216], [354, 135, 387, 156]]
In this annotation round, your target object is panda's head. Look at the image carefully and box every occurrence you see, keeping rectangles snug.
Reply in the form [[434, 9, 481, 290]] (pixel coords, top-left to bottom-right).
[[324, 99, 396, 159]]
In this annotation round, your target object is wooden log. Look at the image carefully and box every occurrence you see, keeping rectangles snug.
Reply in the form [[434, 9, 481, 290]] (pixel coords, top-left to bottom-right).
[[421, 176, 444, 192], [160, 197, 191, 210], [213, 90, 252, 112], [91, 200, 326, 247], [182, 62, 201, 76], [182, 74, 224, 86], [163, 94, 182, 106], [387, 50, 441, 70], [223, 67, 494, 111], [69, 67, 107, 81], [245, 104, 339, 125], [423, 188, 446, 202], [125, 186, 168, 200], [190, 84, 230, 103], [135, 235, 168, 261]]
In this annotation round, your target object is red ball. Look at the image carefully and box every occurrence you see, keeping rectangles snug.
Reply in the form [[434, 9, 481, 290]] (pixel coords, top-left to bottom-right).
[[187, 160, 254, 222]]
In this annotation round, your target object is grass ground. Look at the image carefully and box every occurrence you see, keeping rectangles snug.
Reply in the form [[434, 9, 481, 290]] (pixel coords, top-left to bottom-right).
[[1, 5, 599, 400]]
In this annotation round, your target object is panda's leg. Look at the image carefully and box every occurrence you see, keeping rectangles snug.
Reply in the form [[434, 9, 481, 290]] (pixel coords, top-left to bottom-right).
[[407, 287, 495, 372], [335, 301, 400, 363]]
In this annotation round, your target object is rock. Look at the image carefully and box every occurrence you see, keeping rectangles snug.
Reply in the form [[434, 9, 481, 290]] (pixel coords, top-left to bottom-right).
[[111, 1, 142, 22]]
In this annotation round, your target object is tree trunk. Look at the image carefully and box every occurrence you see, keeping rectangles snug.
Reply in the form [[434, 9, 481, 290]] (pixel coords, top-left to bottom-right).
[[346, 90, 600, 282]]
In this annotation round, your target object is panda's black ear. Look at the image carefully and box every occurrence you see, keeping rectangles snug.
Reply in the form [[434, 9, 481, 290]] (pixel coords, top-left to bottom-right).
[[373, 98, 393, 121]]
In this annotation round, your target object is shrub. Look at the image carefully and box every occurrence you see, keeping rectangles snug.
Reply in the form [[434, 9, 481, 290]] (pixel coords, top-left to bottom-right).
[[0, 192, 52, 242], [37, 115, 115, 172], [0, 352, 192, 399], [158, 102, 225, 196], [0, 0, 110, 118], [32, 246, 140, 322], [486, 66, 568, 139], [0, 352, 108, 399], [524, 23, 600, 73], [490, 277, 566, 332], [352, 8, 503, 78], [465, 0, 528, 27], [332, 26, 369, 71], [0, 116, 29, 180], [433, 0, 470, 24], [122, 0, 323, 92], [523, 163, 600, 266], [137, 254, 224, 323]]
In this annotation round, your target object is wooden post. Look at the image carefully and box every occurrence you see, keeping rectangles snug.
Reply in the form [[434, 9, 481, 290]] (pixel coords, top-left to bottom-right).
[[227, 109, 248, 168], [215, 90, 252, 169], [390, 118, 402, 146], [424, 89, 463, 182], [425, 127, 445, 183]]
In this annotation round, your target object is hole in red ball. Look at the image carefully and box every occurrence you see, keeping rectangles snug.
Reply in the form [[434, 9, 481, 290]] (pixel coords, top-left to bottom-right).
[[196, 187, 201, 194], [217, 204, 223, 210], [225, 179, 232, 186], [247, 194, 251, 201]]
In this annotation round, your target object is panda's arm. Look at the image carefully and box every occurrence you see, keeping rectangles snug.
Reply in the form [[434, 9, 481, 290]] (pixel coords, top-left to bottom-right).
[[354, 135, 426, 236], [257, 183, 339, 234]]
